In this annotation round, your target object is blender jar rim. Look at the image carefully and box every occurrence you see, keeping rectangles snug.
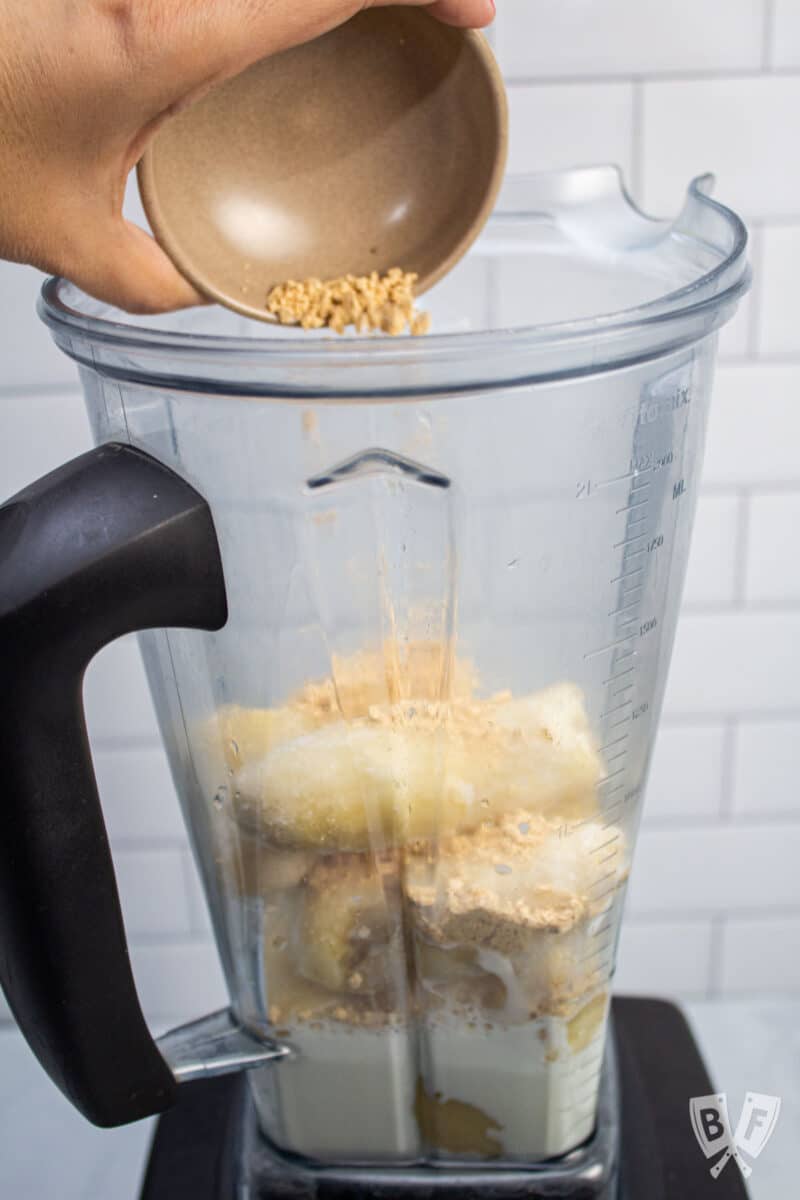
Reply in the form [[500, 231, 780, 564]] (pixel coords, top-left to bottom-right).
[[38, 166, 750, 399]]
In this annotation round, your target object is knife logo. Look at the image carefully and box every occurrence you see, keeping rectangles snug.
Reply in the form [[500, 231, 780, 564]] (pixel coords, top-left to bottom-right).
[[690, 1092, 781, 1180]]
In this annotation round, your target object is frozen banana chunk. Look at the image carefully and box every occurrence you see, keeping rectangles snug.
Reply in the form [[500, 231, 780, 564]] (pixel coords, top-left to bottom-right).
[[263, 889, 345, 1025], [217, 705, 324, 772], [234, 687, 604, 851], [293, 855, 403, 996], [231, 834, 313, 897], [513, 926, 611, 1020], [193, 703, 325, 812], [491, 684, 602, 780], [195, 642, 474, 796], [237, 723, 469, 850]]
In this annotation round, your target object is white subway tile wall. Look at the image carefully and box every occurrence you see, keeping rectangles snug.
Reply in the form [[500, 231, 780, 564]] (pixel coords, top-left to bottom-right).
[[756, 223, 800, 355], [745, 491, 800, 603], [641, 77, 800, 220], [1, 0, 798, 1025], [496, 0, 765, 79], [506, 82, 634, 176], [643, 725, 727, 822], [720, 916, 800, 993], [682, 494, 742, 609], [614, 920, 714, 998], [732, 718, 800, 818], [771, 0, 800, 71]]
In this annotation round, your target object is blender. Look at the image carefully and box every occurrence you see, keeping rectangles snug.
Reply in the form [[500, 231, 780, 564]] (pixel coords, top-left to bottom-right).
[[0, 166, 750, 1198]]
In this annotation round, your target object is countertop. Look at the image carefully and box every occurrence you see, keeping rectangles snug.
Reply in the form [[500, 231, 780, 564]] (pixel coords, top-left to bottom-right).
[[0, 1000, 797, 1199]]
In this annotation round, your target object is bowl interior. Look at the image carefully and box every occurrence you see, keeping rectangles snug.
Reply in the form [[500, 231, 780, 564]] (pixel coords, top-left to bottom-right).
[[139, 10, 507, 323]]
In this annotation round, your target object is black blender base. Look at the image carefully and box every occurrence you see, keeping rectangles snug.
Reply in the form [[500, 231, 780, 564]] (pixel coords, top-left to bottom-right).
[[140, 998, 750, 1200]]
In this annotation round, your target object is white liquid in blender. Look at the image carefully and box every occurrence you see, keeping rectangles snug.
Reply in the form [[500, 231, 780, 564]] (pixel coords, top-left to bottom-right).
[[197, 643, 627, 1162]]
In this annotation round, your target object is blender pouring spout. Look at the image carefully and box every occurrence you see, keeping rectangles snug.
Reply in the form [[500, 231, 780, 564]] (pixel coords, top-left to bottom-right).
[[157, 1010, 293, 1084]]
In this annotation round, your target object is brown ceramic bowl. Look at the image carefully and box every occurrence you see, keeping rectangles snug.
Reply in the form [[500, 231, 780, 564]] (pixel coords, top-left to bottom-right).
[[138, 8, 508, 324]]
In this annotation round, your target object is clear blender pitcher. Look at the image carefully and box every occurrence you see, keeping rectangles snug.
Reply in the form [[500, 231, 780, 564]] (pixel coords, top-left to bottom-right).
[[0, 167, 748, 1193]]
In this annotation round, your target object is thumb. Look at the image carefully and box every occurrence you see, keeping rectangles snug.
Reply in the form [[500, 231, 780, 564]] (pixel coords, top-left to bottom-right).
[[65, 218, 205, 315]]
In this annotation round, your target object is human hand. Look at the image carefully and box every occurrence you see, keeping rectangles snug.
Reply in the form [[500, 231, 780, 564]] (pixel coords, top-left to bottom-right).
[[0, 0, 495, 313]]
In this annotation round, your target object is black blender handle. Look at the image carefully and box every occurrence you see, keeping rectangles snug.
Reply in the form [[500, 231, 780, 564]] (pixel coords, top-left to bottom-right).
[[0, 443, 227, 1127]]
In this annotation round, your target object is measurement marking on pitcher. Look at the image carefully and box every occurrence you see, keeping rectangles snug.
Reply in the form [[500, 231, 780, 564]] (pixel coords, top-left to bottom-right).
[[606, 673, 634, 689], [605, 751, 628, 768], [590, 867, 618, 891], [585, 931, 618, 950], [593, 469, 637, 490], [585, 634, 637, 660], [599, 735, 629, 753], [611, 565, 645, 584], [604, 664, 635, 684], [562, 1051, 605, 1082], [617, 497, 650, 514], [581, 938, 614, 964], [558, 1058, 606, 1105], [609, 597, 642, 617], [613, 531, 649, 550], [568, 1048, 605, 1078]]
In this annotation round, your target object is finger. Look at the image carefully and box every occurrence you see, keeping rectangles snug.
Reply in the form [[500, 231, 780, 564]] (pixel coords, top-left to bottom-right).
[[65, 220, 205, 315], [422, 0, 496, 27], [187, 1, 496, 90]]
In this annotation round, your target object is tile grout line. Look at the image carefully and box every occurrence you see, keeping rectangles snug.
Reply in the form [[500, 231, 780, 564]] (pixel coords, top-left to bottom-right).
[[732, 489, 752, 608], [746, 221, 764, 357], [127, 931, 218, 949], [707, 916, 727, 999], [627, 905, 800, 924], [0, 381, 83, 400], [718, 717, 739, 821], [681, 596, 800, 614], [664, 706, 800, 722], [112, 836, 192, 852], [630, 79, 645, 204], [762, 0, 777, 71], [503, 65, 800, 87], [179, 847, 209, 937], [642, 811, 800, 832], [90, 735, 165, 752], [700, 480, 800, 498], [736, 214, 800, 231]]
